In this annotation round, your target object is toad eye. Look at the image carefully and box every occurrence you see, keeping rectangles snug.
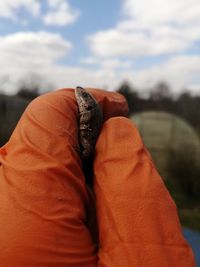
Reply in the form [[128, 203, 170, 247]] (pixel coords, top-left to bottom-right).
[[87, 105, 93, 110], [82, 92, 88, 98]]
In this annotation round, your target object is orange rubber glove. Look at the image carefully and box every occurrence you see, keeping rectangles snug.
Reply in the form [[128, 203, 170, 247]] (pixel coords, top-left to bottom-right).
[[0, 88, 128, 267], [94, 117, 196, 267], [0, 88, 195, 267]]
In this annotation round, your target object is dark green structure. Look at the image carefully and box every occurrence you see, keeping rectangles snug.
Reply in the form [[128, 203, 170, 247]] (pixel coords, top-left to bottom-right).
[[131, 111, 200, 179], [0, 95, 29, 146]]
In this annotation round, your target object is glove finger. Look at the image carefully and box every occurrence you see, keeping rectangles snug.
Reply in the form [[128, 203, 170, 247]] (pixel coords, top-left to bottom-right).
[[94, 117, 196, 267]]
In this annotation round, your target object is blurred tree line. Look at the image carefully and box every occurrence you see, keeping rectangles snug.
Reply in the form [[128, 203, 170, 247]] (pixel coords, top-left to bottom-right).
[[1, 80, 200, 144], [117, 81, 200, 134], [1, 80, 200, 146], [0, 84, 40, 146], [16, 87, 39, 100]]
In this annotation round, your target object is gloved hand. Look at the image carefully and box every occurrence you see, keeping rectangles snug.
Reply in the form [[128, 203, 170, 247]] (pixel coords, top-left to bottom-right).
[[0, 88, 128, 267], [94, 117, 196, 267], [0, 88, 195, 267]]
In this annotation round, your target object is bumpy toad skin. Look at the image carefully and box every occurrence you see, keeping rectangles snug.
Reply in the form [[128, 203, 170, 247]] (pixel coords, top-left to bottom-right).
[[75, 86, 103, 160]]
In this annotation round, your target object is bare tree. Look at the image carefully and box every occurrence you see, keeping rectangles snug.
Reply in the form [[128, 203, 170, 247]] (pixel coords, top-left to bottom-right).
[[117, 81, 139, 114], [150, 81, 172, 101]]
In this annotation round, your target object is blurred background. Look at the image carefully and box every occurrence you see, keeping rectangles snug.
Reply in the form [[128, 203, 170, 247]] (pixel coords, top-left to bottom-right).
[[0, 0, 199, 264]]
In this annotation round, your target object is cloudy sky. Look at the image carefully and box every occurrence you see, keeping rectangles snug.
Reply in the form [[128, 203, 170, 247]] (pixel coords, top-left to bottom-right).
[[0, 0, 200, 95]]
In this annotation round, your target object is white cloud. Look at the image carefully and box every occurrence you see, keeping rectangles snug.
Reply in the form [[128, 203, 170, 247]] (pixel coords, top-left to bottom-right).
[[88, 28, 193, 57], [0, 32, 122, 94], [121, 55, 200, 93], [0, 0, 79, 26], [80, 57, 133, 69], [0, 31, 72, 93], [0, 32, 199, 95], [0, 31, 71, 63], [47, 0, 64, 8], [43, 0, 79, 26], [27, 54, 200, 94], [123, 0, 200, 26], [83, 0, 200, 93], [0, 0, 40, 20], [88, 0, 200, 58], [0, 31, 122, 94]]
